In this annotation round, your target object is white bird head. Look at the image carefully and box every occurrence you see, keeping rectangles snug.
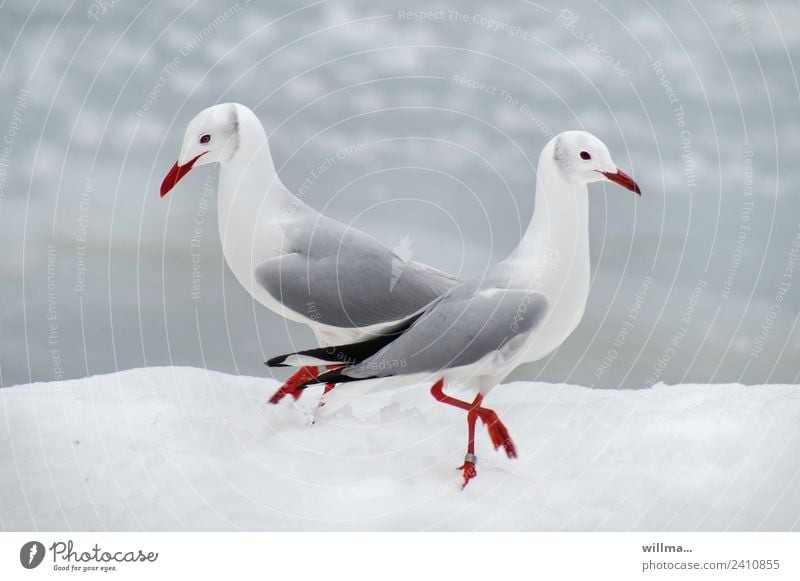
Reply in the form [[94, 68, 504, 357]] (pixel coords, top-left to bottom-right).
[[161, 103, 243, 197], [551, 130, 641, 195]]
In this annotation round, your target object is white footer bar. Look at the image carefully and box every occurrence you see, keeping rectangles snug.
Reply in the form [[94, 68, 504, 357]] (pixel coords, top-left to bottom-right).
[[1, 532, 797, 580]]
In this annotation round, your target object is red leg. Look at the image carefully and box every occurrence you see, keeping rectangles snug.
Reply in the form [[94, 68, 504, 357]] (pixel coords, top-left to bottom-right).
[[456, 393, 483, 489], [430, 379, 472, 411], [317, 365, 345, 407], [473, 407, 517, 459], [430, 379, 517, 488], [268, 366, 320, 404], [465, 394, 483, 457], [322, 365, 341, 395]]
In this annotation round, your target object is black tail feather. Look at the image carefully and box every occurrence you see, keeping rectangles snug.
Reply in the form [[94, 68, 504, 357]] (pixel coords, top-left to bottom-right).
[[296, 367, 378, 389], [265, 353, 294, 367], [265, 311, 424, 369]]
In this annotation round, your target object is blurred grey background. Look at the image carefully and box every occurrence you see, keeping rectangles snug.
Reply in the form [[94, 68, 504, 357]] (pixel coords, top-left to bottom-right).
[[0, 0, 798, 389]]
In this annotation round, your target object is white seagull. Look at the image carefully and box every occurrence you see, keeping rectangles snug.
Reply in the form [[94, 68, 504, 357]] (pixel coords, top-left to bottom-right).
[[161, 103, 458, 402], [267, 131, 641, 487]]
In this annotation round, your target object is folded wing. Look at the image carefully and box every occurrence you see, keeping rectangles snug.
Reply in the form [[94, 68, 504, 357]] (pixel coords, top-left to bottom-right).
[[255, 214, 458, 328]]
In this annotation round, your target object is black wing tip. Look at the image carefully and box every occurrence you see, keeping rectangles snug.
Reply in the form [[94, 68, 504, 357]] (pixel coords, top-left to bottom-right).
[[297, 368, 378, 390], [265, 310, 424, 372], [304, 368, 346, 387], [265, 354, 290, 367]]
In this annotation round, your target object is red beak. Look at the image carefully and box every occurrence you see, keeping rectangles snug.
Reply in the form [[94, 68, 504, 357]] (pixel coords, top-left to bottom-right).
[[600, 169, 641, 196], [160, 152, 206, 197]]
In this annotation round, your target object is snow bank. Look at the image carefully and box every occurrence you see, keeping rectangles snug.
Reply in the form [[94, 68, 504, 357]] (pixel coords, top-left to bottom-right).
[[1, 367, 798, 531]]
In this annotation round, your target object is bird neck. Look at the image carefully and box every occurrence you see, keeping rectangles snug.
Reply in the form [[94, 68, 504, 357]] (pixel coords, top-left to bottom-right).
[[217, 106, 313, 247], [506, 143, 590, 290], [216, 106, 308, 287], [217, 106, 298, 225]]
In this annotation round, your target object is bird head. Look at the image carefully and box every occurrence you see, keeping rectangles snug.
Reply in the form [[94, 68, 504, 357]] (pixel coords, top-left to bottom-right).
[[160, 103, 243, 197], [552, 130, 641, 195]]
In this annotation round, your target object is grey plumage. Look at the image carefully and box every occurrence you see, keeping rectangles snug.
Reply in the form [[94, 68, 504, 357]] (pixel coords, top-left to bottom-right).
[[255, 210, 459, 328], [337, 267, 549, 379]]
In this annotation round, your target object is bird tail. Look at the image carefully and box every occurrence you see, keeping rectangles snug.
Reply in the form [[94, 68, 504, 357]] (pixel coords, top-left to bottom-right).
[[266, 311, 423, 370], [300, 366, 366, 388]]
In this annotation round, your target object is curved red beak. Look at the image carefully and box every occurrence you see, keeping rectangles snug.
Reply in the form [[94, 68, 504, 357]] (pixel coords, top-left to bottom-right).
[[600, 169, 641, 196], [160, 152, 206, 197]]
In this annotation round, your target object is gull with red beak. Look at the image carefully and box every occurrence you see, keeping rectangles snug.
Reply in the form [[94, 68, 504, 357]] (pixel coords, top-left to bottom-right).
[[267, 130, 641, 488], [161, 103, 459, 403]]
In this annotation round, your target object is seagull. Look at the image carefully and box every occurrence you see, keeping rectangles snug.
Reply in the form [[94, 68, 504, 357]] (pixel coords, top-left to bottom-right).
[[267, 131, 641, 487], [160, 103, 458, 402]]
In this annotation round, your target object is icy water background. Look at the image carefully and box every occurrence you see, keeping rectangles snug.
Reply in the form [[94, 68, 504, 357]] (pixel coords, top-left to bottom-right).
[[1, 0, 798, 388]]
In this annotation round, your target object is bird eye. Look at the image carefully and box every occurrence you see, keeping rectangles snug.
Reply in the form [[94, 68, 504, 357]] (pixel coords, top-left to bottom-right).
[[580, 151, 591, 160], [199, 134, 211, 144]]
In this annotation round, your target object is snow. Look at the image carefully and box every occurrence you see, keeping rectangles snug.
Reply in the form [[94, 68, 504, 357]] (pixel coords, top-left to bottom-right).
[[1, 367, 798, 531]]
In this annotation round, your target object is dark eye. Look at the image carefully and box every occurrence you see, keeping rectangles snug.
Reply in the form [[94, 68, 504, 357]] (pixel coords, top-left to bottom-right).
[[580, 151, 591, 160], [199, 134, 211, 144]]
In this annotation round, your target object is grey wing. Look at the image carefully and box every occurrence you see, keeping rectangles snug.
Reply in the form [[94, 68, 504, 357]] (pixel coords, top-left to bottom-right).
[[343, 288, 549, 378], [254, 216, 458, 328]]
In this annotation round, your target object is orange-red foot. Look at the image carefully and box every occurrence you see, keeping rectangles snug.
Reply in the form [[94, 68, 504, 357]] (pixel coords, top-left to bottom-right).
[[268, 366, 319, 404], [458, 455, 478, 489], [478, 410, 517, 458]]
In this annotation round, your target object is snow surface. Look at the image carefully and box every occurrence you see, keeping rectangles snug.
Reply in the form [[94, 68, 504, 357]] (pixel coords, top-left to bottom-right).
[[1, 367, 798, 531]]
